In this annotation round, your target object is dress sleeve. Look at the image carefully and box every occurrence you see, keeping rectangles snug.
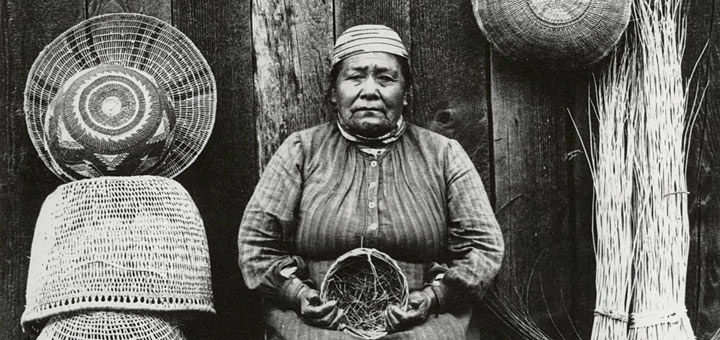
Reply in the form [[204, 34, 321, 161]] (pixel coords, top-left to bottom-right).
[[237, 132, 311, 309], [427, 139, 504, 310]]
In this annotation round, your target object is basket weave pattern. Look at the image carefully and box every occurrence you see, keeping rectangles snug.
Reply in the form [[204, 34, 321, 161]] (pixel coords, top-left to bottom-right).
[[37, 311, 186, 340], [25, 13, 216, 180], [22, 176, 213, 334], [320, 248, 409, 340], [473, 0, 632, 68]]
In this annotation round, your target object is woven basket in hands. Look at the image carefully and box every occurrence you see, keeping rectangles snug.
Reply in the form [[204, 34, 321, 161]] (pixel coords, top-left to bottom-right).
[[22, 176, 214, 334], [472, 0, 632, 69], [37, 311, 185, 340], [24, 12, 216, 180], [320, 248, 409, 340]]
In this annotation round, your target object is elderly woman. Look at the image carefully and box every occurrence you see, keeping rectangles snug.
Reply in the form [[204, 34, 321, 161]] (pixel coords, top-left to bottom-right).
[[238, 24, 504, 339]]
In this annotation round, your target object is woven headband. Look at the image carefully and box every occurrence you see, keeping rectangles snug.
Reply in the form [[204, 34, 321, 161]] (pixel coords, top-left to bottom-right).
[[332, 25, 408, 66]]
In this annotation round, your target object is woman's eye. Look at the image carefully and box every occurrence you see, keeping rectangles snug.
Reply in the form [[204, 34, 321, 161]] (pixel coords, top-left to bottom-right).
[[378, 75, 396, 82]]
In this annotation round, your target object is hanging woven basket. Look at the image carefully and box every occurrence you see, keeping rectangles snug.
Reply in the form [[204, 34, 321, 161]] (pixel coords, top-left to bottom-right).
[[472, 0, 632, 69], [37, 312, 185, 340], [24, 12, 216, 180], [21, 176, 214, 335], [320, 248, 409, 340]]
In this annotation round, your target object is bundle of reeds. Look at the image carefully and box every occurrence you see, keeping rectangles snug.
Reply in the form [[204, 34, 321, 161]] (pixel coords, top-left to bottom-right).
[[628, 0, 696, 338], [586, 43, 639, 340]]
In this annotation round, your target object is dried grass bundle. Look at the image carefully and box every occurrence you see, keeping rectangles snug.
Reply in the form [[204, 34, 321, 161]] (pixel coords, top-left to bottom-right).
[[584, 42, 639, 340], [628, 0, 698, 338], [320, 248, 409, 339]]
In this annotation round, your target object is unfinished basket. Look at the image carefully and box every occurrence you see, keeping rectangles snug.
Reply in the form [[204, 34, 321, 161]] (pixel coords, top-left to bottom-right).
[[472, 0, 632, 69], [24, 12, 216, 180], [22, 176, 214, 335], [320, 248, 409, 340], [37, 311, 185, 340]]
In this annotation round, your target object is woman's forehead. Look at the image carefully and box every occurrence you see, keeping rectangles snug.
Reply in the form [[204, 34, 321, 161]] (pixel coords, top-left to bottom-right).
[[341, 52, 403, 72]]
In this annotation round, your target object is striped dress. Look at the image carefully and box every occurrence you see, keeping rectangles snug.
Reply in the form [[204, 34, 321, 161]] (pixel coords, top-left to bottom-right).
[[238, 122, 504, 339]]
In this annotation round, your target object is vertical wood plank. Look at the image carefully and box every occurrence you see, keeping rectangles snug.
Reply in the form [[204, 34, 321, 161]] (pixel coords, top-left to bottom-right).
[[172, 0, 259, 339], [0, 0, 84, 338], [491, 54, 579, 339], [253, 0, 333, 170], [684, 0, 720, 338], [87, 0, 171, 22], [568, 69, 596, 339], [335, 0, 410, 45], [410, 0, 492, 189]]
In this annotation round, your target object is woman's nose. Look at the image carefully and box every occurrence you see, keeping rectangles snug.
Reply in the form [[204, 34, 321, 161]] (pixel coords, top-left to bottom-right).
[[359, 79, 381, 99]]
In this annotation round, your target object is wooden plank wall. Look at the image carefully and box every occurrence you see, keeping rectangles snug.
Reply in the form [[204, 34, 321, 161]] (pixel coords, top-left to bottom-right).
[[0, 0, 717, 339]]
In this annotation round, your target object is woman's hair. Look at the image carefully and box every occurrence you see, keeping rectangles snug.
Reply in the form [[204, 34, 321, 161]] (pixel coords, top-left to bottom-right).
[[325, 54, 413, 116]]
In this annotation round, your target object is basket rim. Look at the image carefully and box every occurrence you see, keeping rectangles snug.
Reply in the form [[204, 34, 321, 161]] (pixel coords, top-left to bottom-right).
[[472, 0, 632, 69], [23, 12, 217, 180], [319, 247, 410, 339]]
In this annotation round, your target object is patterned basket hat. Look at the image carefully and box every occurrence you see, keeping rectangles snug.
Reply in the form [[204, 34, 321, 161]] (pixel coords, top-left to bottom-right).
[[25, 13, 216, 180], [22, 176, 214, 334], [472, 0, 632, 69], [37, 312, 185, 340]]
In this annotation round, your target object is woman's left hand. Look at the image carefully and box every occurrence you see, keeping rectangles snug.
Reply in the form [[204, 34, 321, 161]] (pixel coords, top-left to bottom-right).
[[384, 289, 435, 332]]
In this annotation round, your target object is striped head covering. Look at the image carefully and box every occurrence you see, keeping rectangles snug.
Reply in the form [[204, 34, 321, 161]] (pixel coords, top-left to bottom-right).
[[332, 25, 409, 66]]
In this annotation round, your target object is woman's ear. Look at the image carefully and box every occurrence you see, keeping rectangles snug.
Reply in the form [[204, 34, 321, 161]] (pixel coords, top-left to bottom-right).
[[329, 88, 337, 104]]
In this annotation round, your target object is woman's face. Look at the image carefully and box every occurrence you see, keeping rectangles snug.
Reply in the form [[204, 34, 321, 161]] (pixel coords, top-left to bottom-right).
[[332, 52, 407, 138]]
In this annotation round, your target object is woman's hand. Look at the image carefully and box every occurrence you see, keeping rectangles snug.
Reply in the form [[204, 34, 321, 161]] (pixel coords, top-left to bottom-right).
[[384, 289, 435, 332], [297, 286, 344, 329]]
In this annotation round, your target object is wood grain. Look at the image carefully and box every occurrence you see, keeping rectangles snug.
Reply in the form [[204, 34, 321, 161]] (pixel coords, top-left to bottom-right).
[[0, 0, 83, 338], [684, 0, 720, 338], [410, 0, 492, 189], [335, 0, 410, 45], [490, 53, 579, 339], [173, 0, 260, 339], [87, 0, 171, 22], [253, 0, 333, 171]]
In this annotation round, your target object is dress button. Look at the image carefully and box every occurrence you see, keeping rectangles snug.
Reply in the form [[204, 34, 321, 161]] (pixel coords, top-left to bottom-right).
[[367, 223, 378, 231], [369, 202, 376, 209], [370, 161, 378, 167], [369, 182, 376, 188]]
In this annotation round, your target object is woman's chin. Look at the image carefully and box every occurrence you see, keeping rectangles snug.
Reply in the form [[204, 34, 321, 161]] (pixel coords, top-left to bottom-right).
[[348, 121, 395, 138]]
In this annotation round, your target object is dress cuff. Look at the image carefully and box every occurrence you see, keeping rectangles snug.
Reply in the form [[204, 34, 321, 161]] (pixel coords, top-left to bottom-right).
[[279, 277, 309, 310], [425, 281, 450, 312]]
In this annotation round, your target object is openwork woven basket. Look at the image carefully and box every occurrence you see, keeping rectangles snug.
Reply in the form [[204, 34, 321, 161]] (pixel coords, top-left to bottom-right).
[[37, 312, 185, 340], [22, 176, 214, 334], [472, 0, 632, 69], [24, 12, 216, 180], [320, 248, 409, 340]]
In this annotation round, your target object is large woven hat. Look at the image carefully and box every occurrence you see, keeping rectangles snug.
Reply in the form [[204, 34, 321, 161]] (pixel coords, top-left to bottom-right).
[[22, 176, 214, 334], [25, 13, 216, 180], [320, 248, 409, 340], [37, 312, 185, 340], [472, 0, 632, 69]]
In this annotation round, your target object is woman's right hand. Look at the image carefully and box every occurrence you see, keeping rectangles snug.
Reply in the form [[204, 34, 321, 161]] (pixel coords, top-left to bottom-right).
[[297, 286, 344, 329]]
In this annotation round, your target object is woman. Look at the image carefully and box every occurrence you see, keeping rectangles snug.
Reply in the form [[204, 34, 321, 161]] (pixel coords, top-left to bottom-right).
[[238, 24, 504, 339]]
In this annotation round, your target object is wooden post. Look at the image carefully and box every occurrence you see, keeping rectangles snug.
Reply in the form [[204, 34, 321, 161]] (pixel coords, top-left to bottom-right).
[[491, 54, 580, 339], [173, 0, 259, 339], [0, 0, 84, 338], [253, 0, 333, 171], [684, 0, 720, 338]]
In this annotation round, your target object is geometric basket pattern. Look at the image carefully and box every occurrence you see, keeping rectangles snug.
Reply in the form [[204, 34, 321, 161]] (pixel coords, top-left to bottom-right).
[[44, 64, 176, 179], [25, 13, 216, 180]]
